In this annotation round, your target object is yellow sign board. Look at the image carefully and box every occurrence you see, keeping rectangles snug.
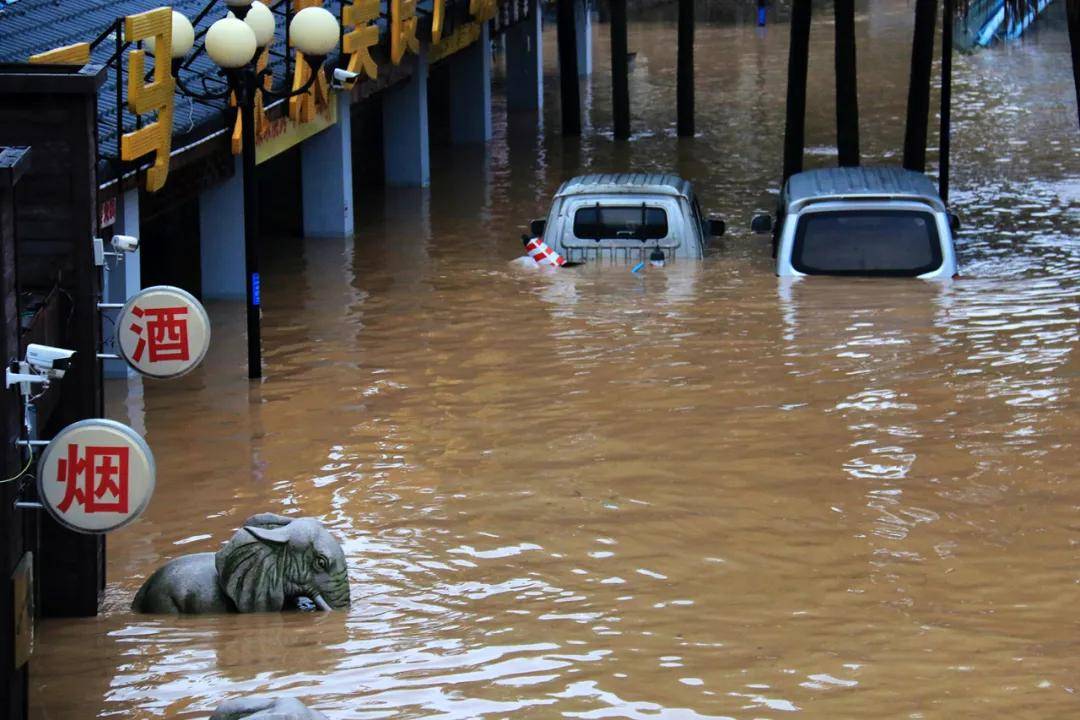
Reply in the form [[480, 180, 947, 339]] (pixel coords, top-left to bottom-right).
[[430, 22, 483, 63], [120, 8, 175, 192], [255, 94, 338, 165]]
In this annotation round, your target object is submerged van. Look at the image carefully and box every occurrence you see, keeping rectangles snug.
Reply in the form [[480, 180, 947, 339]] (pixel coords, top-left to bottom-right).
[[530, 174, 725, 263], [752, 167, 959, 279]]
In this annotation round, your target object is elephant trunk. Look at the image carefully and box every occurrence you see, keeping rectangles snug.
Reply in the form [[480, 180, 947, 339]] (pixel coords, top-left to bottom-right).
[[318, 576, 350, 610], [306, 573, 349, 611]]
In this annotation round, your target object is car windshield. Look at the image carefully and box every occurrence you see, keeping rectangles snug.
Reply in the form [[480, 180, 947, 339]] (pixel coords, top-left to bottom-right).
[[792, 209, 943, 276], [573, 205, 668, 241]]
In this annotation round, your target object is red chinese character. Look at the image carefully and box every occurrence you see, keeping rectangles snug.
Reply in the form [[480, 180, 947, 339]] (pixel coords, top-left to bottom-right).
[[55, 444, 129, 514], [130, 305, 190, 363]]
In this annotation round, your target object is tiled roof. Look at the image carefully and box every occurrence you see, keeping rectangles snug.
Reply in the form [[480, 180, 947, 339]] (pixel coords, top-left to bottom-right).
[[0, 0, 363, 182], [3, 1, 227, 170], [0, 0, 528, 184]]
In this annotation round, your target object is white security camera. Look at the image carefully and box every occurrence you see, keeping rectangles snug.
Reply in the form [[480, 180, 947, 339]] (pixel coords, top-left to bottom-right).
[[331, 68, 360, 90], [111, 234, 139, 253], [26, 344, 76, 379]]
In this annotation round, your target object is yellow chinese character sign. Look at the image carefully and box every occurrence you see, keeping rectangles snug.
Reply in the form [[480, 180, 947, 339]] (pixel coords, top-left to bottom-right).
[[431, 0, 445, 44], [290, 0, 331, 122], [343, 0, 379, 79], [470, 0, 497, 22], [27, 6, 177, 192], [390, 0, 420, 65], [231, 51, 273, 155], [29, 43, 91, 65], [120, 8, 176, 192]]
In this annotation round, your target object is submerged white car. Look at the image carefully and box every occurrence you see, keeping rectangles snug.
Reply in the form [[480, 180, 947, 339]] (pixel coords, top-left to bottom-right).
[[530, 174, 725, 264], [752, 167, 959, 279]]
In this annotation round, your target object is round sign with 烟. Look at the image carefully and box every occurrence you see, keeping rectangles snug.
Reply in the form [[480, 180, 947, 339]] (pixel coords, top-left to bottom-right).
[[115, 285, 211, 378], [36, 419, 156, 534]]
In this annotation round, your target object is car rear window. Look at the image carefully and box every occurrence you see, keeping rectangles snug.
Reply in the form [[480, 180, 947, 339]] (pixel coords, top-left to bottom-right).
[[573, 205, 668, 241], [793, 210, 943, 276]]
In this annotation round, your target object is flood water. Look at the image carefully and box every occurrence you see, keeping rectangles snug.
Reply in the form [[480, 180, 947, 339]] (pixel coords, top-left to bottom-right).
[[31, 1, 1079, 718]]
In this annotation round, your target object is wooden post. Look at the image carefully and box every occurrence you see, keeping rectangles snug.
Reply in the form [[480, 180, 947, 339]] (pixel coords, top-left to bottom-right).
[[1069, 0, 1080, 130], [677, 0, 695, 137], [557, 0, 582, 136], [903, 0, 938, 172], [0, 146, 31, 720], [834, 0, 860, 166], [783, 0, 812, 181], [940, 0, 953, 202], [611, 0, 630, 139], [0, 64, 108, 618]]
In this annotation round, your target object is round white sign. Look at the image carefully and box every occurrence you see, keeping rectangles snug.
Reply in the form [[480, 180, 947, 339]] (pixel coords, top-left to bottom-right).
[[36, 419, 156, 534], [115, 285, 211, 378]]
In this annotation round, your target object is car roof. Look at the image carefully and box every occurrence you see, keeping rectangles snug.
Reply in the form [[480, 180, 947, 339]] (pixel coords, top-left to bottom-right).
[[784, 167, 945, 211], [555, 173, 693, 199]]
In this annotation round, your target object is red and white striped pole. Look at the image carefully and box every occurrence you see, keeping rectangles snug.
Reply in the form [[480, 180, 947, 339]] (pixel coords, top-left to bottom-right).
[[524, 237, 567, 267]]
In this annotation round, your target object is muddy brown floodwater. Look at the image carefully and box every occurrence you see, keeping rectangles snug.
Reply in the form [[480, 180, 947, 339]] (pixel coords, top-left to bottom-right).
[[30, 1, 1079, 718]]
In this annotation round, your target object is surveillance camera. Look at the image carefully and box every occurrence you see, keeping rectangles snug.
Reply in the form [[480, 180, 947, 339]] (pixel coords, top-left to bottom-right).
[[331, 68, 360, 89], [26, 344, 76, 379], [111, 234, 139, 253]]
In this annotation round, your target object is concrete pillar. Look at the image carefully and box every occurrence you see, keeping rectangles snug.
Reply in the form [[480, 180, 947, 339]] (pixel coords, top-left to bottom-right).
[[506, 0, 544, 112], [449, 24, 493, 143], [302, 93, 354, 238], [383, 47, 430, 187], [575, 0, 593, 76], [199, 156, 246, 298], [104, 188, 141, 378]]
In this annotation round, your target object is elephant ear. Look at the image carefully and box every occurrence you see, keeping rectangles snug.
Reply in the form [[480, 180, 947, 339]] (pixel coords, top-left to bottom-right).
[[215, 521, 290, 612], [242, 512, 293, 529]]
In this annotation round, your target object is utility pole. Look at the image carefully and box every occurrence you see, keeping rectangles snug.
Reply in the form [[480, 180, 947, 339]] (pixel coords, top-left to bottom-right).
[[557, 0, 582, 136], [835, 0, 860, 166], [783, 0, 812, 181], [904, 0, 939, 172], [611, 0, 630, 139]]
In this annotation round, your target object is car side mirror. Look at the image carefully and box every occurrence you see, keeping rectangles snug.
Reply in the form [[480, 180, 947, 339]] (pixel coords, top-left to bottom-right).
[[948, 213, 961, 233], [707, 218, 726, 237], [751, 214, 773, 234], [529, 219, 547, 237]]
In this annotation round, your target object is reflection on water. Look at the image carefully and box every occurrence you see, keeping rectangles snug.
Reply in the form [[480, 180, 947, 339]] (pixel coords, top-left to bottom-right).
[[31, 1, 1078, 718]]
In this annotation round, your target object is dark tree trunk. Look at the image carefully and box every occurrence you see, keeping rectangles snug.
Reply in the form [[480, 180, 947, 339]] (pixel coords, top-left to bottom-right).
[[834, 0, 860, 166], [783, 0, 812, 181], [904, 0, 939, 172]]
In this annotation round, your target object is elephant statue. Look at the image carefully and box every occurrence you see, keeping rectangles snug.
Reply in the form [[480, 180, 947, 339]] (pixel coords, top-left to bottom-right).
[[132, 513, 350, 613], [210, 697, 328, 720]]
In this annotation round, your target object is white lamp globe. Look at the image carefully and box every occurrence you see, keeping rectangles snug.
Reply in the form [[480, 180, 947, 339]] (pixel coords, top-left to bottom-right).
[[170, 12, 197, 58], [288, 7, 339, 57], [205, 17, 257, 69], [243, 1, 276, 47], [145, 11, 196, 59]]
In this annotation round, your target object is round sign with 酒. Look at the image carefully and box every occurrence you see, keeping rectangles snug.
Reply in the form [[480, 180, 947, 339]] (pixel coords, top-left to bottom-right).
[[115, 285, 211, 378], [37, 419, 156, 534]]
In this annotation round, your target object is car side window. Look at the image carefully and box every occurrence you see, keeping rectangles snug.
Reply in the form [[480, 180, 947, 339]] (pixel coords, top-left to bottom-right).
[[690, 194, 705, 236]]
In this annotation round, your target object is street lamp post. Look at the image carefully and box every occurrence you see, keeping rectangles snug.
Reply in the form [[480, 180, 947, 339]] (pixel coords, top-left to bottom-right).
[[167, 0, 340, 379]]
